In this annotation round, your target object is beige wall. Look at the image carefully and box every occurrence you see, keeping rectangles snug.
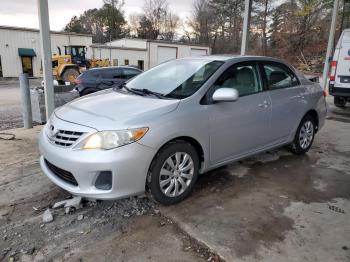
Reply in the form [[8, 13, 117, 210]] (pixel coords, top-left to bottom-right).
[[91, 47, 148, 69], [148, 42, 211, 68]]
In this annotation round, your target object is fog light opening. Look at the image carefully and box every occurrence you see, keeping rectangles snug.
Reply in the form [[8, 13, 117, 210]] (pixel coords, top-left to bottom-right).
[[95, 171, 112, 190]]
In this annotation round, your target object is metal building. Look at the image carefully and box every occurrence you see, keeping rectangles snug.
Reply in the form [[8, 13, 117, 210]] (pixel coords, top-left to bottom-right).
[[0, 25, 92, 78], [91, 38, 211, 71]]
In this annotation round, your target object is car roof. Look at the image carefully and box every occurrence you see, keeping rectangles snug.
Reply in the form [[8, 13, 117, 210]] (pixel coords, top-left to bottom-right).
[[87, 66, 142, 71], [182, 55, 289, 64]]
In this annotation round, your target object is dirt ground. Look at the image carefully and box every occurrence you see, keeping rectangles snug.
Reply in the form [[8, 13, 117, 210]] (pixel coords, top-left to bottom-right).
[[0, 79, 42, 131], [0, 94, 350, 261]]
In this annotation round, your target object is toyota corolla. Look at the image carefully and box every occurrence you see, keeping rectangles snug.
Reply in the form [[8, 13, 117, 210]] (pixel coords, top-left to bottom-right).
[[39, 56, 327, 205]]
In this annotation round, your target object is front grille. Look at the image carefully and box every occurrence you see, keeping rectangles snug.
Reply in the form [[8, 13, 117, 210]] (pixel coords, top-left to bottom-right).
[[44, 159, 78, 186], [49, 127, 84, 147]]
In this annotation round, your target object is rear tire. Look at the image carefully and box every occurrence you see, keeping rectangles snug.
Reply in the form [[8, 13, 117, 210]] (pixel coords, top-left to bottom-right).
[[147, 141, 199, 205], [334, 96, 347, 108], [290, 115, 316, 155], [62, 68, 80, 83]]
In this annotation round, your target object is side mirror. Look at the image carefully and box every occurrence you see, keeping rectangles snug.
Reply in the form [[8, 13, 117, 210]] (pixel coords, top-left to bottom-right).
[[212, 88, 239, 102]]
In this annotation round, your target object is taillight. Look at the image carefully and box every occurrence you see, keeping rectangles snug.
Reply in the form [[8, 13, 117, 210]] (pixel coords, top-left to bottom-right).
[[73, 79, 81, 85], [329, 61, 337, 81]]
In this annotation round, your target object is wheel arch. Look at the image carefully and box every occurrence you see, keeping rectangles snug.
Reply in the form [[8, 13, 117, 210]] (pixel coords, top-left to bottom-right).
[[147, 136, 205, 177]]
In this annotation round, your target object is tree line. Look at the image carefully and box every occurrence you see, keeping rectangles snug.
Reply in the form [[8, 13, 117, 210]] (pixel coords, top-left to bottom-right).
[[64, 0, 344, 72]]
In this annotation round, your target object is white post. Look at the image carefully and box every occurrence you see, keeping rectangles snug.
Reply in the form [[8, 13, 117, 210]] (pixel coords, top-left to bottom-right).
[[321, 0, 340, 90], [37, 0, 54, 120], [241, 0, 252, 56]]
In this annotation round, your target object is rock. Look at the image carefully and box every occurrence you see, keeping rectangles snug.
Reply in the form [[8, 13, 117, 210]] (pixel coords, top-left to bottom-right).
[[64, 196, 82, 209], [52, 196, 82, 210], [77, 214, 84, 221], [52, 200, 67, 209], [42, 209, 53, 223]]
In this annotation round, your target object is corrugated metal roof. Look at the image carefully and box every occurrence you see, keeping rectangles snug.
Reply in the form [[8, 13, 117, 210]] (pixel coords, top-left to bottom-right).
[[0, 25, 92, 37]]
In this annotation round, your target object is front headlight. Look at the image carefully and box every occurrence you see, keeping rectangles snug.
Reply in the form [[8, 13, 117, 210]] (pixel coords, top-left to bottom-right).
[[76, 127, 149, 150]]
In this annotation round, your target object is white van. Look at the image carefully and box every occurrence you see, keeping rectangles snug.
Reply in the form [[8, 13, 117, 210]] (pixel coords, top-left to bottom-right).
[[329, 29, 350, 107]]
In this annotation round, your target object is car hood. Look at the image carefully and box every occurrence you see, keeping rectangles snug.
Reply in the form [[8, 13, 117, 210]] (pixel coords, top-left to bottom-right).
[[55, 89, 180, 130]]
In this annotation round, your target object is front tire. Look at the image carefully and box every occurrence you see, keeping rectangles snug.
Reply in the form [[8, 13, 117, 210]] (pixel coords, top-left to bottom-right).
[[148, 141, 199, 205], [290, 115, 316, 155]]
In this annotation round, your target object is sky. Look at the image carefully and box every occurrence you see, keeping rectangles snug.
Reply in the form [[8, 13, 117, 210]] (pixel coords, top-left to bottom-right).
[[0, 0, 193, 31]]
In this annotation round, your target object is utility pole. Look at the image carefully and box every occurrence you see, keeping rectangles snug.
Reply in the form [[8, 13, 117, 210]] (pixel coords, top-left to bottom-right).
[[37, 0, 55, 119], [241, 0, 252, 55], [321, 0, 340, 90]]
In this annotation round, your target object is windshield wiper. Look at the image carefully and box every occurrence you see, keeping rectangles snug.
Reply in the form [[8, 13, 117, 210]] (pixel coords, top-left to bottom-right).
[[130, 88, 166, 99], [113, 83, 145, 96]]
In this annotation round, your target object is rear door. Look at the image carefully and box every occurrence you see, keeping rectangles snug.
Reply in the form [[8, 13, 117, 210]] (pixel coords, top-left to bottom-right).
[[335, 32, 350, 88], [100, 68, 123, 89], [80, 70, 100, 89], [261, 62, 307, 143]]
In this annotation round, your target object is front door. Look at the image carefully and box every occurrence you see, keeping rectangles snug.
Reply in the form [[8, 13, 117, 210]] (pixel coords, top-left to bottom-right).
[[21, 56, 33, 77], [207, 62, 272, 164]]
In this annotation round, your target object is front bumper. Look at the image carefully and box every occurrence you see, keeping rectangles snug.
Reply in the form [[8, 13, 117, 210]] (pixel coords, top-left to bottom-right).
[[39, 125, 156, 200]]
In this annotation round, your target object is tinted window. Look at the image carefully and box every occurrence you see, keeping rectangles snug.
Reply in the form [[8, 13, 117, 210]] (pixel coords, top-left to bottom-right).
[[80, 70, 100, 79], [214, 63, 262, 97], [263, 63, 298, 90], [101, 69, 122, 79], [123, 68, 140, 80]]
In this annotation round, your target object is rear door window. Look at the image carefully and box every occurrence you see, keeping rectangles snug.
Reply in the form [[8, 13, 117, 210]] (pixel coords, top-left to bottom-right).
[[101, 69, 122, 79], [263, 63, 299, 90]]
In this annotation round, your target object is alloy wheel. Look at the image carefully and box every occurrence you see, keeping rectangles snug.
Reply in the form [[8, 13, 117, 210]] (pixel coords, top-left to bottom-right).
[[299, 120, 314, 149], [159, 152, 194, 197]]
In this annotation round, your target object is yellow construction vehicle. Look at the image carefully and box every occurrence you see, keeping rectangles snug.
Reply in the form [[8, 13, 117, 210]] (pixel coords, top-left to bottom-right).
[[52, 45, 110, 83]]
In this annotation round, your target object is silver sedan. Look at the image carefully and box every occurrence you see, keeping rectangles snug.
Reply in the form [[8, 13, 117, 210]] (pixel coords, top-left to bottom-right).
[[39, 56, 327, 205]]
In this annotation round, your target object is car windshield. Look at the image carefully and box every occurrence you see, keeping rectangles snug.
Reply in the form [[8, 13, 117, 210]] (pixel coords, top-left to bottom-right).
[[125, 59, 224, 99]]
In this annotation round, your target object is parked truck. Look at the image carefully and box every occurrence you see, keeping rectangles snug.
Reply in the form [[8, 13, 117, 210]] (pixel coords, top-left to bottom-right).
[[329, 29, 350, 107]]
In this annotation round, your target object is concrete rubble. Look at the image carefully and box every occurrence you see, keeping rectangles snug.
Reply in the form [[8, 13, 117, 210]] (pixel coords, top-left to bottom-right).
[[42, 209, 53, 223]]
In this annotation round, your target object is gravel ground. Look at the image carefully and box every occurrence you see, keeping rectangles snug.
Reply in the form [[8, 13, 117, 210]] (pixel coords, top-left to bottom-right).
[[0, 79, 42, 131]]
